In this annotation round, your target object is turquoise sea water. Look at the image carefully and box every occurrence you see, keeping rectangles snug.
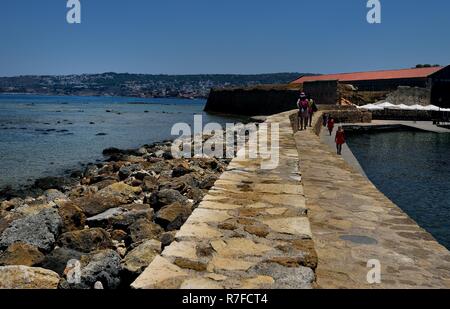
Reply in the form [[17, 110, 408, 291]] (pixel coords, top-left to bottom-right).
[[347, 130, 450, 250], [0, 94, 240, 189]]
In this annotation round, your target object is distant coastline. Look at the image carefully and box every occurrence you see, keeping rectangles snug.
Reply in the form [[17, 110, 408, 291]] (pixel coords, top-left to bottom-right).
[[0, 72, 310, 99]]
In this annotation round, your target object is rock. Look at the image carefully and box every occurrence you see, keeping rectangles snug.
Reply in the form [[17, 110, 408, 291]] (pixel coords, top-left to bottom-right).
[[161, 232, 175, 249], [0, 208, 62, 252], [199, 174, 219, 190], [128, 219, 163, 244], [0, 266, 60, 289], [149, 189, 189, 210], [0, 243, 45, 267], [118, 164, 143, 180], [172, 165, 191, 178], [66, 249, 122, 289], [57, 228, 113, 253], [75, 182, 141, 216], [250, 262, 315, 289], [121, 239, 161, 276], [34, 176, 71, 191], [244, 223, 271, 238], [57, 201, 86, 233], [43, 189, 67, 202], [155, 203, 192, 231], [162, 152, 173, 160], [142, 176, 158, 192], [102, 147, 122, 156], [40, 247, 84, 275], [86, 204, 154, 230], [110, 230, 128, 242]]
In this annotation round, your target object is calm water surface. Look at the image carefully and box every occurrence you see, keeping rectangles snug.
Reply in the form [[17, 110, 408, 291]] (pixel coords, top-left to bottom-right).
[[0, 94, 241, 188], [347, 130, 450, 250]]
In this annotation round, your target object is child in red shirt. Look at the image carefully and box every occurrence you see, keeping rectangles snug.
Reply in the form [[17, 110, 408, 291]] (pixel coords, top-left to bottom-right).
[[335, 126, 346, 155]]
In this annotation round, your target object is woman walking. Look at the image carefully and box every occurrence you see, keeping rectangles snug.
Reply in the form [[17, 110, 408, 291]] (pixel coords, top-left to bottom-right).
[[327, 117, 335, 136], [297, 92, 309, 131], [335, 126, 346, 155], [308, 98, 317, 127]]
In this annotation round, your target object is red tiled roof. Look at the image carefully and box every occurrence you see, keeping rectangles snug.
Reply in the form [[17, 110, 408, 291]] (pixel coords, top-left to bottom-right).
[[292, 67, 444, 84]]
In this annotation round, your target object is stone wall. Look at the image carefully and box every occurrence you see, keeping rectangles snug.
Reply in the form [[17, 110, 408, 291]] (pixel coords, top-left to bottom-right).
[[386, 86, 431, 106], [204, 88, 300, 116]]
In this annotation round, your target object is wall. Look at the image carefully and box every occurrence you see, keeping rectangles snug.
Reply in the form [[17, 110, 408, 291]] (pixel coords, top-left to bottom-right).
[[303, 80, 338, 105], [386, 86, 431, 106], [204, 88, 299, 116]]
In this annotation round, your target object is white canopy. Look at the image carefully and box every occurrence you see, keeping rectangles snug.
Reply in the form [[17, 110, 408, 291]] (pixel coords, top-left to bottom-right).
[[358, 104, 384, 111], [376, 102, 396, 108]]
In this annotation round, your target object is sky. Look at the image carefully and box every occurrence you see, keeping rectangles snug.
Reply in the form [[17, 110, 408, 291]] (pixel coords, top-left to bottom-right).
[[0, 0, 449, 76]]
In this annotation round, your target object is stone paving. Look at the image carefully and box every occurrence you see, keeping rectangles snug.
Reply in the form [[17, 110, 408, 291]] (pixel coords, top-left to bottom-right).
[[131, 111, 317, 289], [295, 112, 450, 288]]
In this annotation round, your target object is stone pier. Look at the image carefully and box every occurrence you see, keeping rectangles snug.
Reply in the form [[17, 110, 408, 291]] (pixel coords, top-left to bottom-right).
[[132, 110, 450, 289], [131, 111, 317, 289]]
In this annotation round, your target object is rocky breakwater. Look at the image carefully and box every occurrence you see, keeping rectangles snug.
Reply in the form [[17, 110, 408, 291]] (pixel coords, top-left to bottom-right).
[[0, 139, 231, 289]]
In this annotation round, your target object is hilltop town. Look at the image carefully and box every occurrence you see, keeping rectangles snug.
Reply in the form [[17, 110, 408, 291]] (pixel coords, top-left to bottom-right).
[[0, 72, 306, 99]]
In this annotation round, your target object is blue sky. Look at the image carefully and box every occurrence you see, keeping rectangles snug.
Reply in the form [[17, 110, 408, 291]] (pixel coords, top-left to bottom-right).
[[0, 0, 449, 76]]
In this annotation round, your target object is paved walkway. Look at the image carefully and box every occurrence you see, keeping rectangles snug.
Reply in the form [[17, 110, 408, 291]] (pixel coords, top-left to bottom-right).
[[295, 113, 450, 288], [132, 111, 317, 289], [344, 120, 450, 133]]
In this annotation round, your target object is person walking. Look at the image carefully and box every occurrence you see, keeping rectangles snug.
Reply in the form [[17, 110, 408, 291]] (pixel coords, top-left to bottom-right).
[[327, 117, 335, 136], [308, 98, 317, 127], [322, 113, 328, 127], [335, 126, 346, 155], [297, 92, 309, 131]]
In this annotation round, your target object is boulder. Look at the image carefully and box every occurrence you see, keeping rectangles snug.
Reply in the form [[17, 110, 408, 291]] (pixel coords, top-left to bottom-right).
[[121, 239, 161, 276], [86, 204, 154, 230], [110, 230, 128, 242], [149, 189, 188, 210], [128, 219, 163, 244], [171, 165, 191, 178], [161, 232, 176, 249], [0, 266, 60, 289], [43, 189, 67, 203], [76, 249, 122, 289], [33, 176, 71, 191], [57, 201, 86, 233], [199, 174, 219, 190], [0, 243, 45, 267], [75, 182, 141, 216], [57, 228, 113, 253], [118, 164, 143, 181], [40, 247, 84, 275], [155, 202, 192, 231], [0, 208, 62, 252], [142, 176, 158, 192]]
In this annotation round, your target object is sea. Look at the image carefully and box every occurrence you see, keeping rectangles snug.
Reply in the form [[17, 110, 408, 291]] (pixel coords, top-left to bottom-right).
[[0, 94, 241, 189], [347, 130, 450, 250]]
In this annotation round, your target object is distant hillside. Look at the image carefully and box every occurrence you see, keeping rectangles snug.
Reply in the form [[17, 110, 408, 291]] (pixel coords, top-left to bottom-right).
[[0, 72, 311, 98]]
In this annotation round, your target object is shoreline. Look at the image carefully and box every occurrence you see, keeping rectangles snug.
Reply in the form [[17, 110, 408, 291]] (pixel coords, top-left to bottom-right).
[[0, 133, 236, 288]]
